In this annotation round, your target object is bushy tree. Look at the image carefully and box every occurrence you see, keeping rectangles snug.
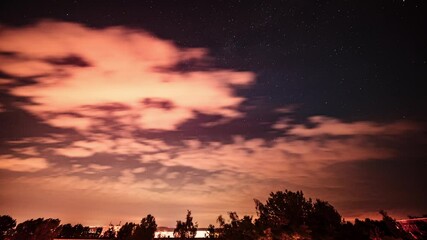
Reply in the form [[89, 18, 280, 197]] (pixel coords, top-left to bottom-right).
[[0, 215, 16, 240], [58, 223, 95, 238], [134, 214, 157, 240], [307, 199, 342, 239], [206, 224, 216, 238], [174, 210, 198, 239], [58, 223, 73, 238], [216, 212, 257, 240], [13, 218, 61, 240], [255, 190, 313, 239], [102, 224, 117, 239], [117, 222, 136, 240], [72, 224, 85, 238]]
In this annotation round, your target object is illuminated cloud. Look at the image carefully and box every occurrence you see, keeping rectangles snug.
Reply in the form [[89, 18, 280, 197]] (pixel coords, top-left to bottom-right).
[[284, 116, 417, 136], [0, 155, 48, 172], [159, 134, 394, 180], [0, 78, 14, 85], [11, 146, 39, 156], [6, 135, 66, 145], [0, 20, 423, 227], [53, 136, 170, 158], [46, 115, 94, 132], [31, 116, 419, 188], [0, 113, 421, 225], [70, 163, 112, 174], [0, 20, 255, 131]]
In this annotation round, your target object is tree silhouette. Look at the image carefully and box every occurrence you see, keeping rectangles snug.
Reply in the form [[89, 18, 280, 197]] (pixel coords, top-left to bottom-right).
[[174, 210, 198, 239], [72, 224, 85, 238], [206, 224, 216, 238], [13, 218, 61, 240], [216, 212, 257, 240], [93, 227, 103, 238], [1, 190, 424, 239], [57, 223, 96, 238], [0, 215, 16, 240], [134, 214, 157, 240], [117, 222, 136, 240], [58, 223, 73, 238], [307, 199, 342, 240], [102, 224, 117, 239], [379, 210, 414, 240], [255, 190, 313, 239], [334, 221, 370, 240]]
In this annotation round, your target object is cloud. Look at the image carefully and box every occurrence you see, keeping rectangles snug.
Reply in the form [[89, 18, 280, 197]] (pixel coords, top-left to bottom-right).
[[118, 169, 136, 184], [53, 135, 170, 158], [6, 134, 67, 145], [1, 113, 422, 225], [11, 146, 39, 156], [0, 20, 424, 226], [284, 116, 417, 137], [132, 167, 146, 174], [70, 163, 112, 174], [0, 78, 14, 85], [88, 163, 112, 171], [45, 115, 94, 132], [0, 20, 255, 131], [55, 146, 95, 158], [275, 105, 298, 114], [0, 155, 48, 172], [41, 116, 418, 184], [159, 134, 394, 182]]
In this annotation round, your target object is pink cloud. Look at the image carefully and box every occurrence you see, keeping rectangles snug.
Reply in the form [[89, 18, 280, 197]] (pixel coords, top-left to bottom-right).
[[11, 147, 39, 156], [45, 115, 94, 132], [0, 78, 14, 85], [0, 155, 48, 172], [1, 115, 419, 225], [285, 116, 417, 136], [0, 20, 422, 227], [0, 20, 255, 131], [45, 115, 415, 181]]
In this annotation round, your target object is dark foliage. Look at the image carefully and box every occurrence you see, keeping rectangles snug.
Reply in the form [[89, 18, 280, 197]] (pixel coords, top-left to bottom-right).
[[0, 215, 16, 240], [12, 218, 61, 240], [134, 214, 157, 240], [117, 222, 136, 240], [1, 189, 424, 239], [206, 224, 216, 239], [254, 190, 313, 239], [174, 210, 198, 239], [101, 224, 117, 239], [307, 199, 342, 240], [216, 212, 257, 240]]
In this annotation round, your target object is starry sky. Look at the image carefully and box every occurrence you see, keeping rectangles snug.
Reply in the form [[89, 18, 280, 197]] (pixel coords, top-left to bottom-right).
[[0, 0, 426, 227]]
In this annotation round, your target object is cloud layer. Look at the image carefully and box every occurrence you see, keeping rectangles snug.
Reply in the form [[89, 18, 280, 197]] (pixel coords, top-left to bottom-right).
[[0, 20, 424, 226], [0, 20, 254, 131], [0, 155, 48, 172]]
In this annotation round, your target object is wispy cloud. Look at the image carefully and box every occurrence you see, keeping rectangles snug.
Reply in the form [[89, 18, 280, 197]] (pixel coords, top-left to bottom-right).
[[1, 110, 421, 224], [283, 115, 417, 137], [0, 155, 48, 172]]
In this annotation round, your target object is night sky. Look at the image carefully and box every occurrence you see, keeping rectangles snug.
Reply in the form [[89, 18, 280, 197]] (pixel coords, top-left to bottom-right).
[[0, 0, 426, 227]]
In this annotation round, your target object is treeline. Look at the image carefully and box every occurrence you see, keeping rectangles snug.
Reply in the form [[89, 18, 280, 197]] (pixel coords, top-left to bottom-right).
[[1, 189, 425, 240]]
